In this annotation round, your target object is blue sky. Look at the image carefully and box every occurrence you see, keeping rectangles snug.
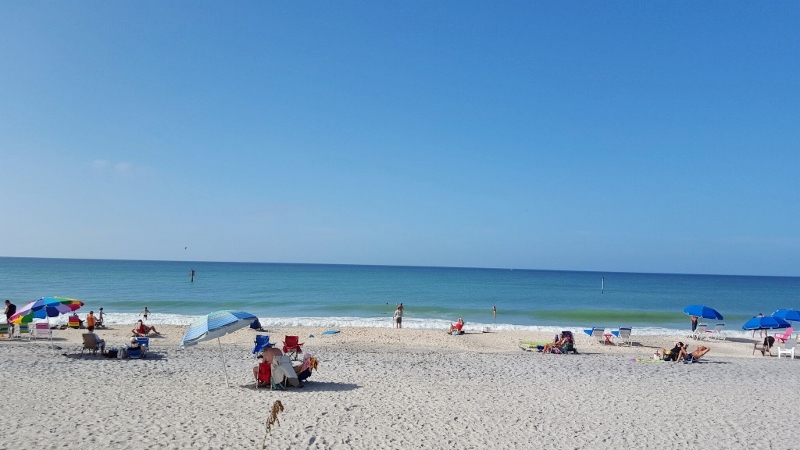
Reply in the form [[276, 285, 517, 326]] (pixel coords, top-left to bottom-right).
[[1, 2, 798, 276]]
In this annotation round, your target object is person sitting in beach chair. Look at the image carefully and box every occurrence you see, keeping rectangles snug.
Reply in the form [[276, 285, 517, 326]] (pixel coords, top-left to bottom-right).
[[131, 319, 158, 336], [542, 331, 577, 355], [675, 345, 711, 363], [449, 318, 464, 334]]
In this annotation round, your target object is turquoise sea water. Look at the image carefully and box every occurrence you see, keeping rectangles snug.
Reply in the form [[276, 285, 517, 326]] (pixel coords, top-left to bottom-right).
[[1, 257, 798, 335]]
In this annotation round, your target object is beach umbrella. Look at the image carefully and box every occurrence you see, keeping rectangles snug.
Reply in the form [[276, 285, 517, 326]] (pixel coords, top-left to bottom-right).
[[742, 316, 790, 331], [9, 296, 84, 324], [771, 309, 800, 322], [180, 310, 258, 387], [683, 305, 723, 320], [9, 297, 83, 351]]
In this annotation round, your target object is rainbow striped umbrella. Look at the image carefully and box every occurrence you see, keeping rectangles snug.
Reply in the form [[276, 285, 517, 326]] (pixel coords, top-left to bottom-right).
[[9, 297, 84, 325]]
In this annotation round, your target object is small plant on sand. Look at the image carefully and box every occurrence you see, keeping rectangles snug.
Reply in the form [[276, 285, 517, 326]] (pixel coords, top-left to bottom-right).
[[261, 400, 284, 449]]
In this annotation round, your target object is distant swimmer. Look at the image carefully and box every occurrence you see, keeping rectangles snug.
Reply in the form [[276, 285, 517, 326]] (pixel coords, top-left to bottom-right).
[[190, 269, 195, 282]]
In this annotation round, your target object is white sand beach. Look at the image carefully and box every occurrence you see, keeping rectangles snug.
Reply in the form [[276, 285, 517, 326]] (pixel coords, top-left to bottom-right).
[[1, 325, 797, 450]]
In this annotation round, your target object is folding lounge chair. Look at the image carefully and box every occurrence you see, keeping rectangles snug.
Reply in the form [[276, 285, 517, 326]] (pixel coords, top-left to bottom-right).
[[252, 335, 273, 358], [17, 324, 30, 339], [777, 340, 796, 359], [31, 322, 53, 339], [82, 334, 101, 356], [611, 327, 633, 346], [706, 323, 725, 341], [583, 327, 605, 344], [68, 316, 82, 329], [774, 328, 793, 344], [282, 335, 304, 361], [689, 324, 708, 340]]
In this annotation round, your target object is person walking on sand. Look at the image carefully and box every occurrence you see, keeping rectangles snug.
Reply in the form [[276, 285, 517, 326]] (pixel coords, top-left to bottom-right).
[[141, 307, 150, 320], [393, 306, 403, 329], [97, 307, 105, 327]]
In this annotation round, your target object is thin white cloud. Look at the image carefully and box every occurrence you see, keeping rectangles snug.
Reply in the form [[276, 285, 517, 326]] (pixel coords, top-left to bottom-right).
[[114, 162, 133, 172], [92, 159, 110, 170], [90, 159, 153, 179]]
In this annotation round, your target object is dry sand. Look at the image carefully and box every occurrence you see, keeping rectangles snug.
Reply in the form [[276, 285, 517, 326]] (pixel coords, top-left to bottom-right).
[[1, 325, 797, 449]]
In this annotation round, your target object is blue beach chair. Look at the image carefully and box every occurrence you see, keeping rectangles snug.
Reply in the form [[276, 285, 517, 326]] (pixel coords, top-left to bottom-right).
[[127, 337, 149, 358]]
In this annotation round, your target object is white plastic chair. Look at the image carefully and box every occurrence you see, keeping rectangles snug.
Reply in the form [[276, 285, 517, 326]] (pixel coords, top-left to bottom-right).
[[30, 322, 52, 339], [691, 324, 708, 340], [614, 327, 632, 346], [706, 323, 725, 341], [777, 340, 796, 359]]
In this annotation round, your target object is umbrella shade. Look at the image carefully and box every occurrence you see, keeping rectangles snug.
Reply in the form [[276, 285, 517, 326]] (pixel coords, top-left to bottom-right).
[[180, 310, 258, 348], [742, 316, 791, 331], [683, 305, 723, 320], [9, 297, 84, 324], [772, 309, 800, 322]]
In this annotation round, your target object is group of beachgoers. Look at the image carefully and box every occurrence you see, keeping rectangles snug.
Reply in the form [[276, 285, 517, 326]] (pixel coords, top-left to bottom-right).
[[252, 341, 319, 388]]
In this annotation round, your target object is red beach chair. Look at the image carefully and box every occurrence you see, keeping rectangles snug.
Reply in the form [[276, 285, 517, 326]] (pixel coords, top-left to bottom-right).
[[282, 335, 304, 361], [255, 361, 284, 390]]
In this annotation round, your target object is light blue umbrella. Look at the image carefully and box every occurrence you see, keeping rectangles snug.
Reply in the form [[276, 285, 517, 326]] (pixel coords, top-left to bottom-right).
[[180, 310, 258, 387], [683, 305, 723, 320]]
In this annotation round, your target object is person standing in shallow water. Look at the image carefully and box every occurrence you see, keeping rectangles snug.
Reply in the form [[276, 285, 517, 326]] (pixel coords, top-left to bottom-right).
[[690, 315, 698, 332], [393, 306, 403, 329]]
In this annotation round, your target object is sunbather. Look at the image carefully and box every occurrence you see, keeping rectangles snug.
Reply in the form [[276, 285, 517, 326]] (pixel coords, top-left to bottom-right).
[[675, 345, 710, 363], [449, 318, 464, 334], [542, 333, 571, 354], [131, 320, 158, 336]]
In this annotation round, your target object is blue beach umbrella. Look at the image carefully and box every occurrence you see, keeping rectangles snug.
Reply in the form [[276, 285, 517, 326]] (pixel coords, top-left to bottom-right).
[[742, 316, 790, 331], [771, 309, 800, 322], [180, 310, 258, 387], [683, 305, 723, 320]]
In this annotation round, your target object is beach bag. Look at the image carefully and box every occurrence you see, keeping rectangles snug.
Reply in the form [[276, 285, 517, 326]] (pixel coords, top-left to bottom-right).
[[105, 349, 119, 358]]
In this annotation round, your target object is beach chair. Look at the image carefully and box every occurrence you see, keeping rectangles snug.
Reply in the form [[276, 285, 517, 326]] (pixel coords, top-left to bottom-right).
[[31, 322, 53, 339], [252, 335, 273, 358], [68, 315, 82, 329], [82, 334, 101, 356], [561, 330, 578, 354], [690, 324, 708, 340], [774, 328, 793, 344], [255, 361, 284, 390], [754, 336, 775, 356], [126, 337, 149, 359], [777, 340, 796, 359], [282, 335, 304, 361], [612, 327, 632, 346], [583, 327, 605, 344], [17, 324, 30, 339], [706, 323, 726, 341]]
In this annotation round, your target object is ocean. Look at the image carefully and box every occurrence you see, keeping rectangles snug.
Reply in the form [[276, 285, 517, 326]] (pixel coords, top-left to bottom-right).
[[1, 257, 798, 336]]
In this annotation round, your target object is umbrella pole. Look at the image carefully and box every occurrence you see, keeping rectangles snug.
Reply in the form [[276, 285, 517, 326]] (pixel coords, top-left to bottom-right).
[[218, 338, 230, 388]]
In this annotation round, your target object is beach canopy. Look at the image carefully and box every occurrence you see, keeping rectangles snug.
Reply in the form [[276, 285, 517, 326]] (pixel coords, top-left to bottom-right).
[[180, 310, 258, 388], [683, 305, 723, 320], [742, 316, 791, 331], [771, 309, 800, 322], [9, 297, 84, 325]]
